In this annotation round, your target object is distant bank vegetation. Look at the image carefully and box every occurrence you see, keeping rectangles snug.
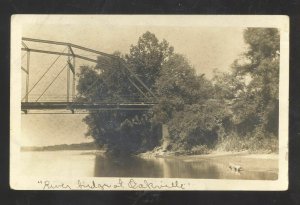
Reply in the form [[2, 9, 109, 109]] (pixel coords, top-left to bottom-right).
[[21, 142, 101, 152], [77, 28, 279, 156]]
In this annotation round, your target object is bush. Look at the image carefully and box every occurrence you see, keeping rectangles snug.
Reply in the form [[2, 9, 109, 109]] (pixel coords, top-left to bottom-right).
[[189, 145, 210, 155], [216, 133, 249, 152], [216, 131, 278, 153], [167, 101, 231, 152]]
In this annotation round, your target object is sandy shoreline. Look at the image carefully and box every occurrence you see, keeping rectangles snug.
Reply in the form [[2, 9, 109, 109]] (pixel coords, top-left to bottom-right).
[[141, 150, 278, 173], [180, 151, 278, 160]]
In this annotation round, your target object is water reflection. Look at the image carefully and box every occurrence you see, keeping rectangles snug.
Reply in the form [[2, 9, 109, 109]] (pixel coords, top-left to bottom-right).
[[20, 151, 278, 180], [94, 155, 277, 180], [94, 155, 164, 178]]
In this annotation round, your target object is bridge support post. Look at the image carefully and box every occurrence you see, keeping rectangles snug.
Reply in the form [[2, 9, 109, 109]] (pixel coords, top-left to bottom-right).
[[162, 124, 170, 150], [67, 45, 76, 102], [67, 48, 71, 102], [72, 56, 75, 101], [25, 51, 30, 102], [67, 49, 70, 102]]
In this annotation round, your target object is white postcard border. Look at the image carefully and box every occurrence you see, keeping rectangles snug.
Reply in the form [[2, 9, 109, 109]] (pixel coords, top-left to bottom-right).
[[10, 15, 289, 191]]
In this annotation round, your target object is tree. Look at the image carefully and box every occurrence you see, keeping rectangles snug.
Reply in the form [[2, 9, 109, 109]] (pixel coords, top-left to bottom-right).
[[153, 53, 221, 152], [77, 32, 174, 156], [153, 54, 214, 123], [167, 101, 232, 152], [212, 69, 247, 101], [231, 28, 280, 137], [77, 28, 280, 156], [126, 31, 174, 90]]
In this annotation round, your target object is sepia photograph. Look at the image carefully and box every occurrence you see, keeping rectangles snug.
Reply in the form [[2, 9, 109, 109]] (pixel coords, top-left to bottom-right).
[[10, 15, 289, 190]]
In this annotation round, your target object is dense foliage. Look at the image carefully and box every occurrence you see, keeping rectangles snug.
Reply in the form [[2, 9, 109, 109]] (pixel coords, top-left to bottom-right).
[[77, 28, 280, 156], [77, 32, 173, 156], [214, 28, 279, 152]]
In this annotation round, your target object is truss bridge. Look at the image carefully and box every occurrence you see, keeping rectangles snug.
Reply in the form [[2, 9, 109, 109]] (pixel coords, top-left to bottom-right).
[[21, 37, 157, 114]]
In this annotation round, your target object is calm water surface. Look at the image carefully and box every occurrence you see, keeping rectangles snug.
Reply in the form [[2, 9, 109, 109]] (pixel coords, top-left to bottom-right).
[[20, 150, 277, 180]]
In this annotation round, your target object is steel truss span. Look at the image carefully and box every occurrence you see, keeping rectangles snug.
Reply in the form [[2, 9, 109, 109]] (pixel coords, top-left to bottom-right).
[[21, 37, 157, 114]]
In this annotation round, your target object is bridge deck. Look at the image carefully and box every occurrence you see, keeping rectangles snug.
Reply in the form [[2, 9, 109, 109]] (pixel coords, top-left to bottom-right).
[[21, 102, 156, 112]]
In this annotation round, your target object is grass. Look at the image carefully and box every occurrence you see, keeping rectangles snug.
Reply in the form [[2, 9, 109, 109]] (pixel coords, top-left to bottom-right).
[[215, 133, 279, 154]]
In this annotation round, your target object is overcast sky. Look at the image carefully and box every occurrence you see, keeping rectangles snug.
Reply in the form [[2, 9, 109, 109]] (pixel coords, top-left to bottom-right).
[[21, 22, 247, 146]]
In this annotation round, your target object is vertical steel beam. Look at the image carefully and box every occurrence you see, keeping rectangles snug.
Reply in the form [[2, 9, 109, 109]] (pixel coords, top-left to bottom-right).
[[67, 47, 70, 102], [68, 45, 76, 102], [25, 51, 30, 102], [72, 56, 75, 101]]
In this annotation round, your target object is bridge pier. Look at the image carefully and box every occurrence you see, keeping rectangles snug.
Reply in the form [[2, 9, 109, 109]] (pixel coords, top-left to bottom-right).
[[162, 124, 170, 150]]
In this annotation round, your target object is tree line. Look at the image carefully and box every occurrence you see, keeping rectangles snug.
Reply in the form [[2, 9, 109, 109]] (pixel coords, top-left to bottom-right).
[[77, 28, 279, 156]]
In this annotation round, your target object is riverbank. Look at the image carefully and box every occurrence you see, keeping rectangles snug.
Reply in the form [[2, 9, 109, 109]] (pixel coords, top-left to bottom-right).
[[139, 148, 278, 174], [183, 152, 278, 173]]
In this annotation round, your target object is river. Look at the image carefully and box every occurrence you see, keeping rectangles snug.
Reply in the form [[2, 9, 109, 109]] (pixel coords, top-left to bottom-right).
[[19, 150, 278, 180]]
